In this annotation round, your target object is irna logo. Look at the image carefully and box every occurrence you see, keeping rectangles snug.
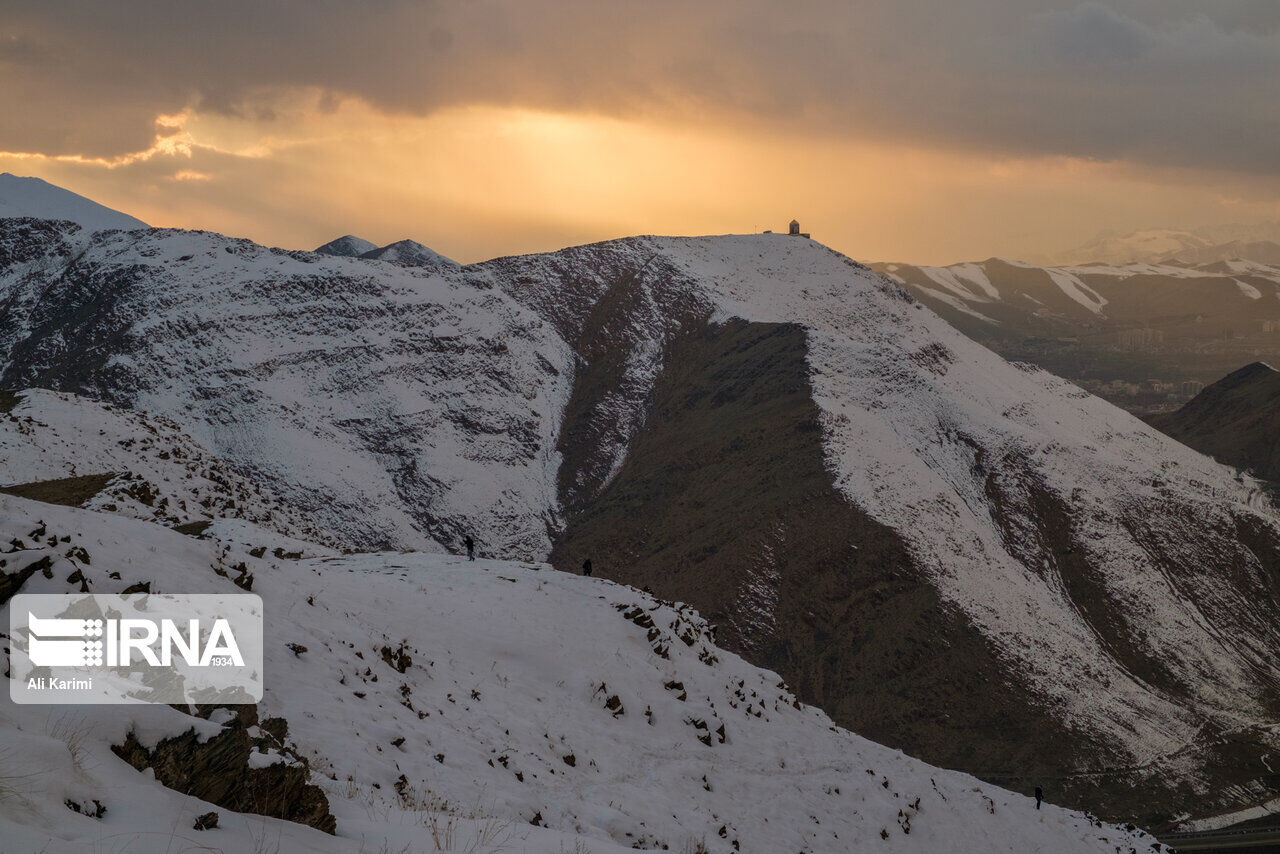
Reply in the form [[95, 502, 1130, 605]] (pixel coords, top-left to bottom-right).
[[10, 593, 263, 705], [26, 613, 245, 668]]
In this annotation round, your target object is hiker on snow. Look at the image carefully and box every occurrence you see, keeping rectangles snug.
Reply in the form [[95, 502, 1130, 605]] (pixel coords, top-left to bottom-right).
[[1034, 786, 1043, 810], [582, 558, 592, 577], [464, 535, 475, 561]]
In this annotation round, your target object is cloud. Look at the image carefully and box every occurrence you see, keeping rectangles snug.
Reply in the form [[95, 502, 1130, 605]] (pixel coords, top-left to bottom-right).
[[3, 1, 1280, 176], [1038, 3, 1154, 64]]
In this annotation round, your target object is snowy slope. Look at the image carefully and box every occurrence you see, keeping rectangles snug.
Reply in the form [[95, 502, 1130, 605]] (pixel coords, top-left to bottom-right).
[[874, 256, 1280, 323], [480, 236, 1280, 821], [0, 388, 332, 546], [0, 220, 569, 557], [0, 173, 147, 231], [0, 494, 1154, 854], [659, 235, 1280, 763]]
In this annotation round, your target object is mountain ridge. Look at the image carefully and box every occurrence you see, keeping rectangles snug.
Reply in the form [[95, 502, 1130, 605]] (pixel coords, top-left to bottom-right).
[[0, 172, 147, 231], [1, 210, 1279, 826], [871, 256, 1280, 414], [1148, 361, 1280, 484]]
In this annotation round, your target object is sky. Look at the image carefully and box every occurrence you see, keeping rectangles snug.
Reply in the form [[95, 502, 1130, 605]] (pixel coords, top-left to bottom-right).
[[2, 0, 1280, 265]]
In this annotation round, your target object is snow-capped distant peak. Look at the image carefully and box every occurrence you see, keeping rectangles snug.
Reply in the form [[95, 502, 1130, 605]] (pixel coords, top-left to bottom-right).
[[0, 172, 147, 231], [360, 238, 458, 268], [1052, 228, 1210, 266], [314, 234, 378, 257]]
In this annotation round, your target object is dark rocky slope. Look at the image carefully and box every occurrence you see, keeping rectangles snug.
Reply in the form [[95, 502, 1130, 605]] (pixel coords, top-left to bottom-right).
[[1149, 362, 1280, 485]]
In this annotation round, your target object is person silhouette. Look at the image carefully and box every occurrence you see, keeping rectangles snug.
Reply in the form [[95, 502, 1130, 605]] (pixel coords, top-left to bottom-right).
[[464, 535, 475, 561], [1034, 786, 1043, 810], [581, 558, 592, 577]]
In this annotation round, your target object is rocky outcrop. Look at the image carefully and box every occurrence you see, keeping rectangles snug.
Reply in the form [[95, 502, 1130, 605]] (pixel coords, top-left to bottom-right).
[[112, 707, 336, 834]]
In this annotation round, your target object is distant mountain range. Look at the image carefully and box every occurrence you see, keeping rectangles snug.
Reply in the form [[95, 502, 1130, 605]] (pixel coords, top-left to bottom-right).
[[1050, 225, 1280, 267], [1148, 362, 1280, 485], [317, 233, 458, 269], [871, 256, 1280, 414]]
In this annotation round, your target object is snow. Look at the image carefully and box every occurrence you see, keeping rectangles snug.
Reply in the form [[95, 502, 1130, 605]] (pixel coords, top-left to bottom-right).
[[919, 265, 993, 301], [2, 220, 1279, 827], [0, 388, 324, 545], [1060, 262, 1205, 279], [949, 263, 1000, 299], [0, 493, 1155, 853], [0, 224, 572, 558], [1234, 279, 1263, 299], [0, 173, 147, 232], [914, 286, 1000, 324], [360, 238, 459, 269], [1044, 268, 1108, 314]]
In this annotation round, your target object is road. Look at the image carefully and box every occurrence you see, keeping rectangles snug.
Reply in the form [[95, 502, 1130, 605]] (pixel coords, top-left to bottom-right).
[[1160, 826, 1280, 852]]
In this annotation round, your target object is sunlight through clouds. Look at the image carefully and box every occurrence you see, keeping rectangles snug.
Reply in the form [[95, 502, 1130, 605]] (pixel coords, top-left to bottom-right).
[[3, 89, 1279, 265]]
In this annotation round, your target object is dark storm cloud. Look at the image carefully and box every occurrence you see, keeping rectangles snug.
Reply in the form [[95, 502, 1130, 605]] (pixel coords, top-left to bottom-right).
[[2, 0, 1279, 173]]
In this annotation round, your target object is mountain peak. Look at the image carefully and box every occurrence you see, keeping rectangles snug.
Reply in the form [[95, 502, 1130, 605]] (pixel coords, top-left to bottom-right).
[[360, 238, 458, 268], [1202, 360, 1280, 394], [1230, 360, 1278, 377], [314, 234, 378, 257], [0, 173, 147, 231]]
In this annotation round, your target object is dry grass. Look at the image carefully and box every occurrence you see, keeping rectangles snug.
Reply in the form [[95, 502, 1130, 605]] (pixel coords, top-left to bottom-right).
[[45, 710, 95, 770], [0, 472, 116, 507], [172, 519, 214, 537]]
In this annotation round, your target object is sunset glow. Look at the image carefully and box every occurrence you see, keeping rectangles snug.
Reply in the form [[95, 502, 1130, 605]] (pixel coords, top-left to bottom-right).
[[4, 2, 1280, 264]]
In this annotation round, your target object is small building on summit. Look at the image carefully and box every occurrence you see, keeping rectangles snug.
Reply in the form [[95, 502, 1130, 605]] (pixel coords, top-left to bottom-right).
[[788, 219, 810, 238]]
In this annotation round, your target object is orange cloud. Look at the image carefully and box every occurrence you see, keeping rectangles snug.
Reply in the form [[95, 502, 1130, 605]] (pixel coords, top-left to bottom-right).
[[3, 91, 1279, 266]]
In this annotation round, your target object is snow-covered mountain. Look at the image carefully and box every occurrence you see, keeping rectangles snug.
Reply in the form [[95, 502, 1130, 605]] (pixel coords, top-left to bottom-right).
[[0, 218, 563, 555], [873, 255, 1280, 328], [0, 173, 147, 232], [314, 234, 378, 257], [359, 238, 458, 269], [1050, 225, 1280, 267], [315, 234, 458, 269], [871, 256, 1280, 413], [2, 214, 1280, 828], [0, 388, 331, 546], [1163, 239, 1280, 267], [1050, 228, 1211, 266], [0, 493, 1156, 853]]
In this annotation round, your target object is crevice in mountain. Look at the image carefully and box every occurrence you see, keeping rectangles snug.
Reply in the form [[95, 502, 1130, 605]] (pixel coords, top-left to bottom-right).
[[555, 266, 709, 512]]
